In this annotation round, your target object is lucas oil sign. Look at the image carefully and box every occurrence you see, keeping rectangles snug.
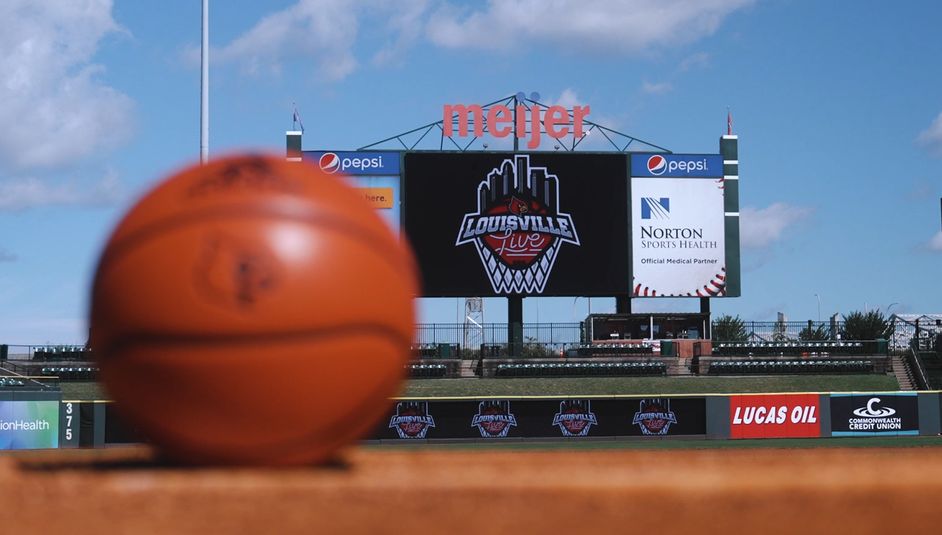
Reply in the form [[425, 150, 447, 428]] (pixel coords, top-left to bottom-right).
[[729, 394, 822, 439]]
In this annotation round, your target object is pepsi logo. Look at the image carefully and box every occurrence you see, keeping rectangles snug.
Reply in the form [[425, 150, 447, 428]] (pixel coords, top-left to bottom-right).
[[318, 152, 340, 174], [647, 155, 667, 175]]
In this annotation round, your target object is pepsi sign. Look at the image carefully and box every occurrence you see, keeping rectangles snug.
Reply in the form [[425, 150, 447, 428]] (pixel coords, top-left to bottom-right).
[[302, 150, 400, 176], [631, 153, 723, 178]]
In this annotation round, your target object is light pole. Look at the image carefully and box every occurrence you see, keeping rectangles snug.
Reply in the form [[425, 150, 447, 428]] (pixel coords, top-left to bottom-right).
[[200, 0, 209, 164], [814, 294, 820, 323]]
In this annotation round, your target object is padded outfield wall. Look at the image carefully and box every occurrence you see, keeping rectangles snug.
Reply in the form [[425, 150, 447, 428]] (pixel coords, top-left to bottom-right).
[[44, 392, 942, 448]]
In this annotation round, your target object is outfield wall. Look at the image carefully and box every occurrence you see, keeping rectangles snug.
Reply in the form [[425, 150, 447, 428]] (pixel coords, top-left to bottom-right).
[[42, 392, 942, 449], [0, 390, 61, 450]]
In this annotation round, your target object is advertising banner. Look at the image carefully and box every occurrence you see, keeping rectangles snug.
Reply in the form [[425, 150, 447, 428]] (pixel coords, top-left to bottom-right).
[[630, 153, 724, 178], [404, 152, 629, 296], [631, 158, 727, 297], [830, 393, 919, 437], [729, 394, 821, 439], [374, 397, 706, 440], [346, 175, 400, 234], [0, 400, 59, 449], [302, 150, 401, 176]]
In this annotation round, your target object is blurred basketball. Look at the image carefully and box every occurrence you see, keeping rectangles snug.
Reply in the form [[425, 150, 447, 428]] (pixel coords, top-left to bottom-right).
[[89, 153, 417, 465]]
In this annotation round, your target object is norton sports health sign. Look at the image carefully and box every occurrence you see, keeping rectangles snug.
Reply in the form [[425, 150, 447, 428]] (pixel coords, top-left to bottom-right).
[[404, 152, 628, 296], [631, 153, 728, 297]]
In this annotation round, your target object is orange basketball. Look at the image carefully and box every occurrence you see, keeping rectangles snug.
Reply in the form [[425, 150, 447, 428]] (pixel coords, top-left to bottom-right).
[[89, 153, 417, 465]]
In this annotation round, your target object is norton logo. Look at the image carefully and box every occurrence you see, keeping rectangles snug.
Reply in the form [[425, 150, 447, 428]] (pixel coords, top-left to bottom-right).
[[632, 398, 678, 435], [471, 400, 517, 438], [318, 152, 341, 174], [388, 401, 435, 439], [552, 400, 598, 437], [647, 154, 667, 175], [852, 398, 896, 418], [640, 197, 670, 220], [456, 155, 580, 294]]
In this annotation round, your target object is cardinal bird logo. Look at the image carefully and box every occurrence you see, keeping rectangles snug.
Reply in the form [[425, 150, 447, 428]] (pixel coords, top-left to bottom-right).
[[455, 155, 580, 294], [632, 398, 678, 436], [552, 400, 598, 437], [388, 401, 436, 439], [471, 400, 517, 438]]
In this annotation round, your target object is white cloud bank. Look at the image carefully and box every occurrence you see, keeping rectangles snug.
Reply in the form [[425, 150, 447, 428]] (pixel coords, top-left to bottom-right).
[[917, 112, 942, 157], [927, 231, 942, 252], [0, 170, 123, 211], [216, 0, 753, 81], [0, 0, 134, 171], [740, 203, 813, 249], [427, 0, 754, 53]]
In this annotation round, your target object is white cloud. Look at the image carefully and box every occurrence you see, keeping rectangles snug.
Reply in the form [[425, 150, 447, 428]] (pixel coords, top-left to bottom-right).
[[427, 0, 754, 53], [212, 1, 435, 80], [547, 88, 584, 108], [740, 203, 813, 249], [214, 1, 745, 81], [917, 112, 942, 157], [0, 169, 124, 211], [927, 231, 942, 252], [0, 1, 134, 171], [214, 1, 358, 81], [641, 81, 673, 95], [372, 0, 432, 66], [679, 52, 711, 71]]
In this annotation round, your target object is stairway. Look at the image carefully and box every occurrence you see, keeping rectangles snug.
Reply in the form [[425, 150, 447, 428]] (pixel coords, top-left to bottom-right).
[[667, 358, 694, 376], [458, 359, 479, 378], [890, 354, 916, 391]]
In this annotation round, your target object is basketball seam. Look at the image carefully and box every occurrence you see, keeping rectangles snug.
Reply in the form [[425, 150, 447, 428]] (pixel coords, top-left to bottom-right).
[[103, 329, 409, 462], [94, 205, 413, 286]]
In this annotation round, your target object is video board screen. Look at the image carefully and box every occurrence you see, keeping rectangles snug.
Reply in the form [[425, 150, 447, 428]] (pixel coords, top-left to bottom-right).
[[404, 152, 629, 297]]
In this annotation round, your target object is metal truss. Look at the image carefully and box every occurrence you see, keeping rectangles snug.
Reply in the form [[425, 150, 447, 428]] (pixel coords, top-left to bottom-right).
[[357, 94, 671, 153]]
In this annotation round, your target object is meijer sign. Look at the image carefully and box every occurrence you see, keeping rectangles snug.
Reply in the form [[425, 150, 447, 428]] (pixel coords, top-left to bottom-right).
[[443, 103, 591, 149]]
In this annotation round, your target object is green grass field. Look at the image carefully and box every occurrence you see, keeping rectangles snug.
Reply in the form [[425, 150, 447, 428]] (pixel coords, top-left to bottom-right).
[[60, 374, 901, 401]]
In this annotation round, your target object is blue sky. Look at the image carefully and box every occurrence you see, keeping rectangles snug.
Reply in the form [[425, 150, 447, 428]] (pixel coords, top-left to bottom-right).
[[1, 0, 941, 344]]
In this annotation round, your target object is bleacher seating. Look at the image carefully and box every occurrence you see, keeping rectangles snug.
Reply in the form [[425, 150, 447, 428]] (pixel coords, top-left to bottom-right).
[[0, 377, 26, 388], [566, 343, 655, 358], [495, 361, 666, 377], [707, 359, 872, 375], [410, 344, 460, 359], [712, 341, 868, 357], [405, 363, 447, 378], [32, 348, 92, 361], [40, 366, 99, 381]]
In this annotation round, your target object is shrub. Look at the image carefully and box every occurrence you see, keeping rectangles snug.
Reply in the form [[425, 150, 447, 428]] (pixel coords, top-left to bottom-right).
[[799, 324, 829, 341], [713, 314, 747, 342], [841, 310, 893, 341]]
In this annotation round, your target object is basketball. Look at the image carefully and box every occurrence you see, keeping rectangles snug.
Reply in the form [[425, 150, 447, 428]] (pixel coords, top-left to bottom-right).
[[88, 153, 417, 465]]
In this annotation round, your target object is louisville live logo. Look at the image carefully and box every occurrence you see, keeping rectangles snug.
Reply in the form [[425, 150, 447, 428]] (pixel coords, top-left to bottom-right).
[[456, 155, 580, 294], [729, 394, 821, 439]]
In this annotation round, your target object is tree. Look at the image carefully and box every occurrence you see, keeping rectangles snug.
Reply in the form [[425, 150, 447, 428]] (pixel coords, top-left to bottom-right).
[[841, 310, 893, 341], [799, 324, 829, 341], [713, 314, 747, 341]]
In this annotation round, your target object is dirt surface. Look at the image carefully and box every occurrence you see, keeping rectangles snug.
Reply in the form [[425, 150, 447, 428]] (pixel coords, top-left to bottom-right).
[[2, 445, 940, 534]]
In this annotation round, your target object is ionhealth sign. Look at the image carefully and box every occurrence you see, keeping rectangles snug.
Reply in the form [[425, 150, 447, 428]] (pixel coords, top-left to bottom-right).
[[0, 400, 59, 449], [631, 153, 723, 178], [302, 151, 401, 176]]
